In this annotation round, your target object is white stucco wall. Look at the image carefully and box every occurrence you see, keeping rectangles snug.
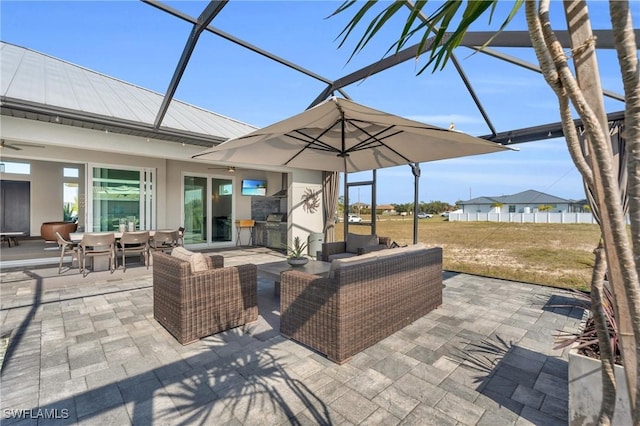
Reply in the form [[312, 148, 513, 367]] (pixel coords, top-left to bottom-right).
[[1, 116, 325, 244], [287, 169, 324, 248]]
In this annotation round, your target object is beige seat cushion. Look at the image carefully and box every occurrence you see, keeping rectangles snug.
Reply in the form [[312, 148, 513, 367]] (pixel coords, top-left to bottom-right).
[[327, 252, 357, 262], [375, 243, 428, 262], [345, 233, 379, 254], [328, 250, 379, 279], [171, 247, 209, 272]]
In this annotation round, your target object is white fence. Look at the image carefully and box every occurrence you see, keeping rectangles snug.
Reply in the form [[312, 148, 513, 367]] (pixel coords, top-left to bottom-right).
[[448, 212, 601, 224]]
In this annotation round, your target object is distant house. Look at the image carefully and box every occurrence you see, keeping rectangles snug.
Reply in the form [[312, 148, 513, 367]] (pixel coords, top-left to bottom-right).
[[460, 190, 571, 214], [351, 202, 370, 212], [376, 204, 396, 214], [568, 199, 591, 213]]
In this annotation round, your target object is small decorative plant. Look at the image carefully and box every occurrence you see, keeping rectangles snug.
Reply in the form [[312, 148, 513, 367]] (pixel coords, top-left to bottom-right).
[[284, 236, 308, 259]]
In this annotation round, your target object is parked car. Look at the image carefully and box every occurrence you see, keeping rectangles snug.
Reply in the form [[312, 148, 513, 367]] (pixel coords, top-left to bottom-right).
[[348, 214, 363, 223], [440, 212, 450, 217], [417, 212, 433, 219]]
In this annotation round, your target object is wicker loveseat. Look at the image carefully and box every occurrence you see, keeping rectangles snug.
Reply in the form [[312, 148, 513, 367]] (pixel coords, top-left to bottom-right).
[[152, 251, 258, 344], [281, 244, 443, 364], [317, 233, 392, 261]]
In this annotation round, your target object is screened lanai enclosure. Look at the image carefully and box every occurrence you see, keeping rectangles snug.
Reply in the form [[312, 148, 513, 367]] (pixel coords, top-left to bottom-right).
[[0, 1, 632, 243]]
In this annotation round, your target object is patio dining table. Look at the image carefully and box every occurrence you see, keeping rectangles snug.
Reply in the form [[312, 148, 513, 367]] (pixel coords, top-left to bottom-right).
[[69, 230, 174, 272], [69, 230, 168, 242]]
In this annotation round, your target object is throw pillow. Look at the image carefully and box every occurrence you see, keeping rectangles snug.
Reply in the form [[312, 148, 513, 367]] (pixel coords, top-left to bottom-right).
[[171, 247, 208, 272], [345, 233, 379, 254], [189, 253, 209, 272], [171, 246, 193, 261]]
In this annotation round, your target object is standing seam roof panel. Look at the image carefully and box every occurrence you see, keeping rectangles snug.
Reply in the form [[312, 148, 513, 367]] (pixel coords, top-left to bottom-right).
[[7, 49, 47, 104], [1, 42, 257, 140], [1, 44, 23, 95]]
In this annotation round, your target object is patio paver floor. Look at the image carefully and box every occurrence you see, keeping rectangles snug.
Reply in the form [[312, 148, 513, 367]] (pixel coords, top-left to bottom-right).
[[0, 247, 584, 425]]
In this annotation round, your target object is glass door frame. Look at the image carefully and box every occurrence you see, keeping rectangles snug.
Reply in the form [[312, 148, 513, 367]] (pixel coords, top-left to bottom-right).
[[181, 171, 236, 248], [86, 163, 156, 232]]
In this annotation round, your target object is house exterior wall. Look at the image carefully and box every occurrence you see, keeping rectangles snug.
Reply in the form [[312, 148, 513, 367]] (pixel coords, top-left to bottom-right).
[[288, 169, 324, 248], [1, 116, 325, 243], [463, 203, 493, 213]]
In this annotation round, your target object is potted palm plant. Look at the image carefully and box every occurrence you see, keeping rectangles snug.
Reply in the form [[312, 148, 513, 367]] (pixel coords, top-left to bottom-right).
[[284, 236, 309, 266]]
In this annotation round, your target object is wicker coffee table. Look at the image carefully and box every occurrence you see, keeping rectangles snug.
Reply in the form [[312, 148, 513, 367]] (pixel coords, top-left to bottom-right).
[[257, 259, 331, 296]]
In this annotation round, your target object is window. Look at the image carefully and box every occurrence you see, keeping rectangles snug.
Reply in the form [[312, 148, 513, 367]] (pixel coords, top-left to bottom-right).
[[0, 161, 30, 175], [509, 205, 516, 213], [88, 166, 155, 232], [63, 183, 79, 222], [64, 167, 79, 178]]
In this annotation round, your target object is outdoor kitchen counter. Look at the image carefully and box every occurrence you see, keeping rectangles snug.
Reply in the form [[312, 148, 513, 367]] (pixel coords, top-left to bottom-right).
[[252, 221, 287, 249]]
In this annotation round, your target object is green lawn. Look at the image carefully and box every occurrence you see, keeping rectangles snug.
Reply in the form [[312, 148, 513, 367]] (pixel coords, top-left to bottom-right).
[[335, 216, 602, 291]]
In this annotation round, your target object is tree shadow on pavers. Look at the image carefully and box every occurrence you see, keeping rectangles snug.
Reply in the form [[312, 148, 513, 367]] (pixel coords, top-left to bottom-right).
[[7, 332, 333, 425], [1, 270, 41, 374], [169, 351, 332, 425], [540, 293, 588, 320], [447, 336, 569, 425]]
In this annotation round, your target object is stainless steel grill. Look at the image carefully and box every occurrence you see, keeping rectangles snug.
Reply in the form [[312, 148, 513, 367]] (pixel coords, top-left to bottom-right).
[[265, 213, 284, 249]]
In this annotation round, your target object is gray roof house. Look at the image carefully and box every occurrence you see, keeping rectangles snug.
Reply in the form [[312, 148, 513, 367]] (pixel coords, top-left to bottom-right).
[[460, 190, 571, 214]]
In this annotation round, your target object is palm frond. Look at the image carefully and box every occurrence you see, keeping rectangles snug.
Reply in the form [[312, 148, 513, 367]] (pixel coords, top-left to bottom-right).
[[332, 0, 523, 74]]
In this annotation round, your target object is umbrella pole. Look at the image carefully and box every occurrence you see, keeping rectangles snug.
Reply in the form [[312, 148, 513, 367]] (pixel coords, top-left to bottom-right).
[[411, 163, 421, 244], [342, 116, 349, 242], [343, 168, 349, 242]]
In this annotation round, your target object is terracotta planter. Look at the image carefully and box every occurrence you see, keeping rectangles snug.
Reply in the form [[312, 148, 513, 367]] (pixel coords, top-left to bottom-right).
[[568, 349, 630, 425], [40, 221, 78, 242]]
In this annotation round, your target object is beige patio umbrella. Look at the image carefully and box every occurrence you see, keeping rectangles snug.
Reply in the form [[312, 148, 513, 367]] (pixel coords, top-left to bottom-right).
[[194, 97, 513, 240]]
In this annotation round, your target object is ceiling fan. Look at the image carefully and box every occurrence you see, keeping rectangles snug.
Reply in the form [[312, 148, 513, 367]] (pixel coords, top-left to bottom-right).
[[1, 139, 45, 151], [207, 166, 236, 173]]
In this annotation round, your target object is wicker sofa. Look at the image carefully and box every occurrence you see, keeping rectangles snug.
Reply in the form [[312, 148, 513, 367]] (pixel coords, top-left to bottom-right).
[[152, 251, 258, 344], [281, 244, 442, 364]]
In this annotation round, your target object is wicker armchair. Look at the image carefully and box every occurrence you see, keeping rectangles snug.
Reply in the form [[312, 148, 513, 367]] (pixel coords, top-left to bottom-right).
[[318, 233, 391, 261], [152, 251, 258, 344]]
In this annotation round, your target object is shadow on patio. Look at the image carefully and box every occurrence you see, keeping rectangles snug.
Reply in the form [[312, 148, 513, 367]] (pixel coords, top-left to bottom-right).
[[0, 253, 585, 424]]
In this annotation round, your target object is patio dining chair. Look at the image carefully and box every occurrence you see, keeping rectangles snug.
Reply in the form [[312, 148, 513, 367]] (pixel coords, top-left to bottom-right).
[[149, 230, 179, 254], [118, 231, 150, 272], [55, 231, 78, 274], [177, 227, 185, 247], [79, 232, 116, 277]]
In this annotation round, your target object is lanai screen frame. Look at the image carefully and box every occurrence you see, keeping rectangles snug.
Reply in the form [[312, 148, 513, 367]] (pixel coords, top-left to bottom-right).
[[140, 0, 629, 242]]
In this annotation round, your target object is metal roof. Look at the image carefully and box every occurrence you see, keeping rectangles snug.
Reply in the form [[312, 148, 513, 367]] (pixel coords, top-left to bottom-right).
[[0, 0, 631, 148], [0, 42, 256, 147]]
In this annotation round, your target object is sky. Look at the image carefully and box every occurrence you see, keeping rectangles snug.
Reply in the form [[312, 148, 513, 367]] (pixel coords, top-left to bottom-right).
[[0, 1, 632, 205]]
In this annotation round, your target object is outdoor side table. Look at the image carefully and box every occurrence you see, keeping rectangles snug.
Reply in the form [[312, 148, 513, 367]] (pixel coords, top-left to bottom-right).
[[0, 232, 24, 247]]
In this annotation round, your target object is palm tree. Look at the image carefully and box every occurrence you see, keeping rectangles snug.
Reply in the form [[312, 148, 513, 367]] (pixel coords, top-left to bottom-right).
[[330, 1, 639, 423]]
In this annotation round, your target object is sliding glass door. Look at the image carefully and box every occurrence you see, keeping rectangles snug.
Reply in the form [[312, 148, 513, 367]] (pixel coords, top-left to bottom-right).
[[88, 165, 155, 232], [183, 174, 233, 245]]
